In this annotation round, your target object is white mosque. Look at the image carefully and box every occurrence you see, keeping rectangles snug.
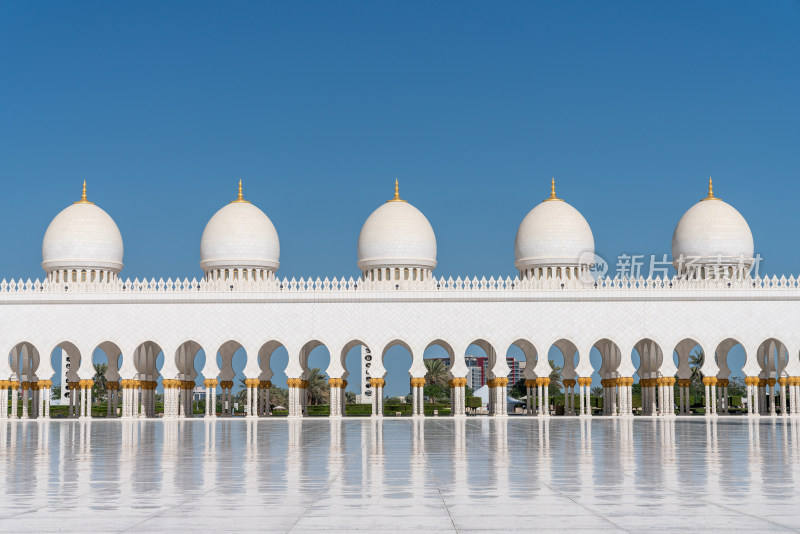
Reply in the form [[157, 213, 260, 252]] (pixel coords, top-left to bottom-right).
[[1, 177, 798, 421]]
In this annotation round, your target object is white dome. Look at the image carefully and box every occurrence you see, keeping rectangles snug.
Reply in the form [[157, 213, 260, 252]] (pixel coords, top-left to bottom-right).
[[42, 188, 124, 274], [357, 184, 437, 271], [672, 186, 753, 266], [515, 184, 594, 269], [200, 187, 280, 273]]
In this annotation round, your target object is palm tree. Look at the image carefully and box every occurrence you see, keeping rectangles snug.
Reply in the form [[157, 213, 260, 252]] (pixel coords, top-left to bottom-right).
[[424, 359, 449, 387], [548, 359, 563, 396], [270, 387, 288, 409], [92, 363, 108, 402], [689, 348, 705, 398], [306, 368, 330, 405], [689, 349, 705, 381]]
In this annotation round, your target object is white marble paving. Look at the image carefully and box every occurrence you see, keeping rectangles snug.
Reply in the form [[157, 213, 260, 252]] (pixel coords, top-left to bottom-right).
[[1, 417, 799, 532]]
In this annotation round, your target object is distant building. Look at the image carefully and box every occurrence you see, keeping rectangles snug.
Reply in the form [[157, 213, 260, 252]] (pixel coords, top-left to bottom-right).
[[428, 354, 521, 390]]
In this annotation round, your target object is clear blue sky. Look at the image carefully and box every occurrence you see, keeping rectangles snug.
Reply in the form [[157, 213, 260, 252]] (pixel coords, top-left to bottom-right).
[[2, 2, 798, 397]]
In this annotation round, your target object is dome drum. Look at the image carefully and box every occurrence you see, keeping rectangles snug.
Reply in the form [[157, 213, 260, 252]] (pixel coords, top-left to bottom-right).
[[357, 181, 437, 281], [513, 180, 595, 281], [41, 183, 124, 284], [671, 180, 754, 280], [199, 182, 281, 281]]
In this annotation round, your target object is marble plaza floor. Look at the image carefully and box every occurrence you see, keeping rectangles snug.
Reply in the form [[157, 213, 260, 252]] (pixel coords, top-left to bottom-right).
[[1, 417, 799, 532]]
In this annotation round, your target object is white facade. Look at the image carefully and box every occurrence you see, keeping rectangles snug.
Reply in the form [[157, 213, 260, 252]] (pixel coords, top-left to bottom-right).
[[1, 179, 799, 421]]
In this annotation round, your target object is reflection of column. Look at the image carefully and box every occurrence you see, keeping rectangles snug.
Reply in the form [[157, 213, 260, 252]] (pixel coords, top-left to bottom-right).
[[203, 418, 216, 490], [369, 378, 384, 417], [328, 418, 345, 501], [493, 416, 510, 501], [453, 416, 467, 489], [369, 418, 385, 497]]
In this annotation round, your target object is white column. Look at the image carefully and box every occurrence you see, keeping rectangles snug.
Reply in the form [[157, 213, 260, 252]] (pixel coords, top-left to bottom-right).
[[769, 380, 776, 416], [329, 379, 342, 418], [45, 388, 51, 418], [525, 381, 533, 415], [10, 385, 18, 419], [21, 385, 29, 419], [578, 381, 586, 416], [246, 383, 252, 417], [496, 378, 508, 416], [752, 380, 760, 416], [779, 379, 787, 416], [1, 387, 8, 419], [212, 385, 218, 417]]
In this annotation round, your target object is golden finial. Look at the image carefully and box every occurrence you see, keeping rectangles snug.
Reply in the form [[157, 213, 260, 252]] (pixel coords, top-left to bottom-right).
[[74, 180, 93, 204], [702, 176, 718, 201], [544, 177, 563, 202], [387, 178, 407, 203], [231, 179, 250, 203]]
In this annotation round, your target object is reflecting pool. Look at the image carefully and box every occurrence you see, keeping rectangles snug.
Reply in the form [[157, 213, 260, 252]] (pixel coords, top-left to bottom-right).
[[1, 417, 799, 532]]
